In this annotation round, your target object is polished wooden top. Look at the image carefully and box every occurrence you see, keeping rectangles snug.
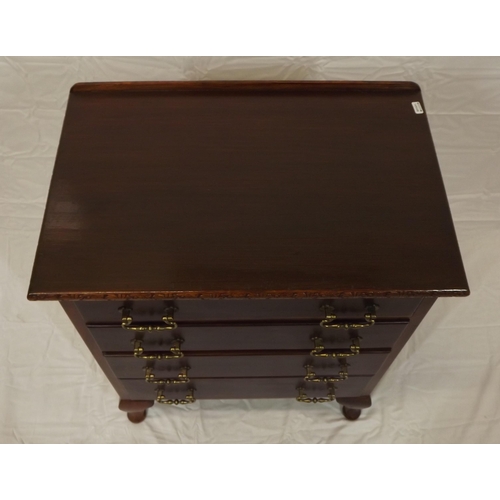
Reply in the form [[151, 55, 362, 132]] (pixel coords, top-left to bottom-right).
[[28, 81, 469, 300]]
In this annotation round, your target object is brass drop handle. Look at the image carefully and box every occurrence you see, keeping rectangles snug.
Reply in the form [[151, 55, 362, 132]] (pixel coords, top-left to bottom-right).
[[144, 365, 190, 384], [319, 305, 376, 329], [310, 336, 360, 358], [121, 307, 178, 331], [156, 388, 196, 405], [296, 386, 335, 404], [133, 338, 184, 359], [304, 363, 348, 383]]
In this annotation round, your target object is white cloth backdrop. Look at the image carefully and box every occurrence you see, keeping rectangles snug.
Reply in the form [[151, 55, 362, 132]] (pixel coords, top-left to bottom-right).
[[1, 56, 498, 443]]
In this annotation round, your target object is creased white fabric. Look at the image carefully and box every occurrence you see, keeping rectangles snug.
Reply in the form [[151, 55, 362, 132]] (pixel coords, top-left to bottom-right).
[[1, 56, 499, 443]]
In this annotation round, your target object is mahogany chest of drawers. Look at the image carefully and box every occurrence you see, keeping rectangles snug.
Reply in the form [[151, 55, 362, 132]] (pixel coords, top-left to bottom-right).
[[28, 81, 469, 423]]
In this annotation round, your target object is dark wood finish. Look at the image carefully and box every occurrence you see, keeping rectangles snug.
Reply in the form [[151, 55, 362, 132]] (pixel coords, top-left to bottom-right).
[[336, 395, 372, 410], [121, 376, 371, 400], [28, 82, 469, 421], [28, 81, 468, 301], [342, 406, 363, 421], [60, 302, 131, 400], [105, 352, 390, 379], [70, 81, 422, 94], [118, 399, 154, 424], [104, 348, 388, 357], [89, 321, 408, 352], [77, 298, 419, 323], [127, 411, 147, 424], [363, 298, 437, 395]]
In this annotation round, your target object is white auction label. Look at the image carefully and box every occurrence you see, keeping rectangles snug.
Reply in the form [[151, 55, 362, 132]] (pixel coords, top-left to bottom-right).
[[412, 101, 424, 114]]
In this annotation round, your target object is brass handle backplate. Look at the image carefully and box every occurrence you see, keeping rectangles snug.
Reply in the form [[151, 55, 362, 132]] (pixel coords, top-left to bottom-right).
[[133, 338, 184, 359], [319, 305, 376, 329], [296, 386, 335, 404], [121, 307, 178, 331], [304, 363, 348, 383], [156, 388, 196, 405], [145, 366, 190, 384], [310, 336, 360, 358]]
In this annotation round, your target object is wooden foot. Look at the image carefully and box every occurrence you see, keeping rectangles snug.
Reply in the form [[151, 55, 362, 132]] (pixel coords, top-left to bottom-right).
[[337, 395, 371, 421], [119, 399, 154, 423], [342, 405, 362, 421], [336, 395, 371, 410], [127, 409, 148, 423]]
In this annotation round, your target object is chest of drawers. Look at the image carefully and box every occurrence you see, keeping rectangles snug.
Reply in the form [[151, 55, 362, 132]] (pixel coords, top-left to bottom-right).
[[28, 81, 469, 423]]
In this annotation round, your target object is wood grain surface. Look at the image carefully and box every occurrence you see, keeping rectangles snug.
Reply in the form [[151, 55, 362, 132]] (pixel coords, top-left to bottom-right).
[[105, 352, 390, 378], [28, 81, 469, 300], [89, 321, 408, 352], [76, 297, 419, 322], [120, 376, 371, 400]]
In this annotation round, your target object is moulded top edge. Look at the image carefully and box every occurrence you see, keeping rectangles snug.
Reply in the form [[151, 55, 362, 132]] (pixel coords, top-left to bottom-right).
[[27, 287, 469, 301], [70, 80, 421, 94]]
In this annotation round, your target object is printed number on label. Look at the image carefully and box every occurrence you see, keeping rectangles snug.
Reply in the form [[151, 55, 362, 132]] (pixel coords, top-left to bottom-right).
[[412, 102, 424, 114]]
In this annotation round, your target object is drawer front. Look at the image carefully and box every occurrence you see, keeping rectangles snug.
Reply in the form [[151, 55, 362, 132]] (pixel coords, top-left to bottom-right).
[[121, 376, 372, 400], [77, 297, 421, 323], [105, 352, 390, 379], [91, 321, 407, 352]]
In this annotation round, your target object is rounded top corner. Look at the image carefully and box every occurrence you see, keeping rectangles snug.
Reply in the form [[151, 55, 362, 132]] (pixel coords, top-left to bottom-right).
[[407, 81, 421, 92], [70, 82, 90, 93]]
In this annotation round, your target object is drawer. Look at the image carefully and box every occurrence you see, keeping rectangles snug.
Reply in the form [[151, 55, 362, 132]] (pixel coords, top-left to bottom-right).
[[91, 321, 407, 352], [105, 352, 390, 379], [121, 376, 372, 400], [77, 297, 421, 323]]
